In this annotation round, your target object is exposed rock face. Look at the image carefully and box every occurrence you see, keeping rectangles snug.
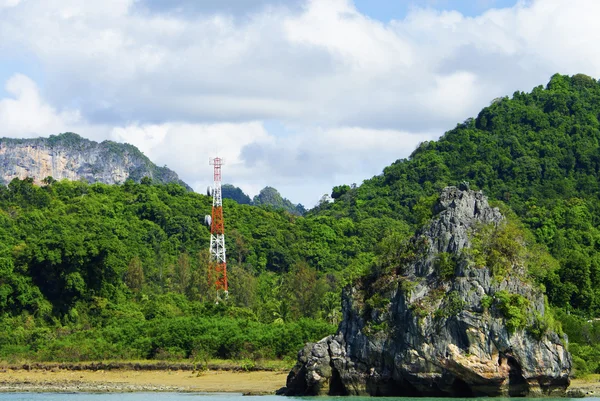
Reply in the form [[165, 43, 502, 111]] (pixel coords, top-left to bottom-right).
[[285, 186, 571, 397], [0, 133, 191, 189]]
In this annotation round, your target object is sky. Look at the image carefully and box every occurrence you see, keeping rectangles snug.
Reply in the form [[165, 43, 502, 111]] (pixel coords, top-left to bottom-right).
[[0, 0, 599, 207]]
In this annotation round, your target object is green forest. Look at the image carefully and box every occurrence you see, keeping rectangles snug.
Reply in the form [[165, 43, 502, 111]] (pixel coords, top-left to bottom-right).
[[2, 73, 600, 374]]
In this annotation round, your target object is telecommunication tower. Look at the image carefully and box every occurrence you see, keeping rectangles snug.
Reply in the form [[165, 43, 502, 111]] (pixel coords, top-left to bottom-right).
[[208, 157, 228, 301]]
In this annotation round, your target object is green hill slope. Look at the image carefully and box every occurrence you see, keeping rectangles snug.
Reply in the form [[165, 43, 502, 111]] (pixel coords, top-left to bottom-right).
[[318, 73, 600, 315]]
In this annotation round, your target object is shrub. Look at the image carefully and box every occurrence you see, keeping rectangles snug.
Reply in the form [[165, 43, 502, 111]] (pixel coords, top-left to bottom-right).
[[494, 291, 529, 332], [435, 291, 465, 318], [481, 295, 493, 311], [434, 252, 456, 280]]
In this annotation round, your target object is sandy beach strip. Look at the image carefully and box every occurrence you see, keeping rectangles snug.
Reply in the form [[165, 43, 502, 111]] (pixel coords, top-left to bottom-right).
[[0, 368, 288, 394], [1, 367, 599, 397]]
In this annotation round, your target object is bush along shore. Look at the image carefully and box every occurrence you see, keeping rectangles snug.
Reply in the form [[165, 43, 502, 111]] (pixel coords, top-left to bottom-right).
[[1, 359, 291, 372]]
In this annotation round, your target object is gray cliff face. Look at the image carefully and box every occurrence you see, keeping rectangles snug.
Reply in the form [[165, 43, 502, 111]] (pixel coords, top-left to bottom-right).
[[0, 133, 191, 189], [285, 186, 572, 397]]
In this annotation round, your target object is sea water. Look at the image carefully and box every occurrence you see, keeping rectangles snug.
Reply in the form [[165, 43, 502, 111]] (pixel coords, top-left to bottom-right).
[[0, 395, 597, 401]]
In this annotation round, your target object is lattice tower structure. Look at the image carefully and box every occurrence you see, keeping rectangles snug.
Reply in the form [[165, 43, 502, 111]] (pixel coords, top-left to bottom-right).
[[209, 157, 228, 300]]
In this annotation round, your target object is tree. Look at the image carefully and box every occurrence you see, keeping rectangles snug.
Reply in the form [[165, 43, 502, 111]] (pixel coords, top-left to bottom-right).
[[187, 249, 211, 301], [331, 185, 350, 199], [229, 229, 249, 265], [42, 176, 56, 186], [228, 264, 257, 308], [173, 253, 191, 294], [125, 257, 145, 293], [282, 262, 325, 320]]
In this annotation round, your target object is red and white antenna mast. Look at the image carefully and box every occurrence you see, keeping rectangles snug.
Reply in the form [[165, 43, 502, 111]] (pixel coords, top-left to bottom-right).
[[208, 157, 228, 301]]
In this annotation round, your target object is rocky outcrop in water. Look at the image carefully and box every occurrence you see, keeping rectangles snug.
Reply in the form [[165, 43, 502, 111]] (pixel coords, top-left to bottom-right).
[[284, 186, 571, 397], [0, 132, 190, 189]]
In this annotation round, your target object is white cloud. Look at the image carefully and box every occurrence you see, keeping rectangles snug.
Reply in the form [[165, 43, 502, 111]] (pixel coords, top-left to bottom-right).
[[110, 121, 272, 184], [0, 0, 504, 129], [283, 0, 413, 73], [0, 72, 427, 205], [110, 120, 433, 205], [3, 0, 599, 131], [0, 74, 81, 137], [0, 0, 20, 9], [1, 0, 600, 204]]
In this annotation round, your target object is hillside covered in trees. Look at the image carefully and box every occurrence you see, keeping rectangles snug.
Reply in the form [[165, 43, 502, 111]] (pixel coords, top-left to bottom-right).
[[0, 178, 341, 363], [2, 73, 600, 374], [320, 73, 600, 315]]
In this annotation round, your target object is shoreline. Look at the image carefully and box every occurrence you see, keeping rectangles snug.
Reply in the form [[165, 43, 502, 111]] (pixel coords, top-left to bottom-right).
[[0, 366, 598, 397], [0, 367, 289, 395]]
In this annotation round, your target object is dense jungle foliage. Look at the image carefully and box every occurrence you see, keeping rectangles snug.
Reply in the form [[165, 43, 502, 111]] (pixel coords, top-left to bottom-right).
[[2, 73, 600, 373], [0, 177, 342, 363]]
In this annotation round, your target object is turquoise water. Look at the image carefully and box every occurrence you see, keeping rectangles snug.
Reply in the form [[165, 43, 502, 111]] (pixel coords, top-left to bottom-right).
[[0, 396, 597, 401]]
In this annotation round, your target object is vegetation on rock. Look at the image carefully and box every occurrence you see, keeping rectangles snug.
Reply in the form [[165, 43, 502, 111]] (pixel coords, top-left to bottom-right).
[[252, 186, 306, 215]]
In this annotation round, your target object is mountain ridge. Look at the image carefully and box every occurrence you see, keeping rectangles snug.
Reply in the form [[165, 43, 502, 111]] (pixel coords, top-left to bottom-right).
[[0, 132, 191, 189], [222, 184, 306, 215]]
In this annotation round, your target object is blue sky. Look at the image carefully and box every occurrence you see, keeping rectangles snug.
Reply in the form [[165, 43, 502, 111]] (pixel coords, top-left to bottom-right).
[[0, 0, 598, 206], [353, 0, 520, 21], [0, 51, 43, 99]]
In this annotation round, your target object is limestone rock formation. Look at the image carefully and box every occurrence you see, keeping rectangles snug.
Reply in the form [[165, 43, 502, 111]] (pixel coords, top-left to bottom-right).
[[285, 186, 572, 397], [0, 133, 190, 189]]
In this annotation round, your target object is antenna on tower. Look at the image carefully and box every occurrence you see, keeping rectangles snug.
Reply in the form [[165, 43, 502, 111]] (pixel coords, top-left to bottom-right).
[[205, 156, 228, 302]]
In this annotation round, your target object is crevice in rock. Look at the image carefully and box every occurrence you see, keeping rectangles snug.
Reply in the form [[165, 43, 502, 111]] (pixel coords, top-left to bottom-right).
[[326, 342, 348, 396], [507, 354, 529, 397], [451, 377, 474, 397], [287, 365, 307, 396], [448, 320, 470, 351], [369, 378, 420, 396], [328, 364, 348, 395]]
